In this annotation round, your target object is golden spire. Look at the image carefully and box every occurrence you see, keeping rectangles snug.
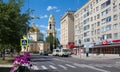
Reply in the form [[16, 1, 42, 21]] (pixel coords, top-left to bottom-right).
[[29, 23, 39, 32]]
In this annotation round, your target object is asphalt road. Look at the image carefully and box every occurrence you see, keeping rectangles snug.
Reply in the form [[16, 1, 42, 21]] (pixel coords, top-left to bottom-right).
[[30, 54, 120, 72]]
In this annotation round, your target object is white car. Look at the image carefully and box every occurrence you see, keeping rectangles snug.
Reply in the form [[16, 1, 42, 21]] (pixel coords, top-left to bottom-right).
[[52, 49, 60, 56], [58, 48, 71, 57]]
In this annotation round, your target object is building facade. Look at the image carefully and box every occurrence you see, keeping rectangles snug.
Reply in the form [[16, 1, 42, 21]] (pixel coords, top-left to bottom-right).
[[21, 23, 51, 53], [74, 0, 120, 54], [28, 23, 44, 42], [60, 11, 75, 48], [46, 14, 56, 37], [74, 0, 120, 45]]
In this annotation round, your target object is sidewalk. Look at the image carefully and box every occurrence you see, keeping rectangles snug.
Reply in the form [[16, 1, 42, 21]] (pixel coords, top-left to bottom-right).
[[71, 53, 120, 60], [0, 64, 12, 67]]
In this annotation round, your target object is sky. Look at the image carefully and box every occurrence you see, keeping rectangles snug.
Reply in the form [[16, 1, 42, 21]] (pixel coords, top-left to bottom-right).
[[4, 0, 88, 40]]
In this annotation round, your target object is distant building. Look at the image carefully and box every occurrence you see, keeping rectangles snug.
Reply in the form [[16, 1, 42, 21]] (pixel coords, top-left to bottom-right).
[[60, 11, 75, 48], [28, 23, 44, 42], [21, 23, 50, 53], [46, 14, 56, 37]]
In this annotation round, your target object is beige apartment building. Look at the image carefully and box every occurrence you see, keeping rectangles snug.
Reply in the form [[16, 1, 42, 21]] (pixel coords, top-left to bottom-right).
[[74, 0, 120, 46], [60, 11, 75, 48], [74, 0, 120, 54]]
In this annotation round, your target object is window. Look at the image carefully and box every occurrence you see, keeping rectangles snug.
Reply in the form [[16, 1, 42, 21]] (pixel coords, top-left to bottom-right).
[[102, 18, 106, 24], [91, 31, 94, 35], [84, 38, 90, 42], [101, 0, 111, 9], [107, 33, 112, 39], [84, 25, 90, 30], [106, 25, 111, 31], [113, 14, 118, 20], [94, 16, 96, 20], [96, 0, 101, 3], [97, 29, 100, 34], [114, 33, 118, 39], [96, 6, 99, 11], [106, 16, 111, 22], [102, 26, 106, 32], [113, 23, 118, 29], [97, 14, 100, 19], [91, 17, 93, 21], [84, 31, 90, 37], [101, 7, 111, 16], [113, 5, 117, 11], [102, 34, 107, 40], [119, 3, 120, 9], [97, 21, 100, 26], [102, 16, 111, 24]]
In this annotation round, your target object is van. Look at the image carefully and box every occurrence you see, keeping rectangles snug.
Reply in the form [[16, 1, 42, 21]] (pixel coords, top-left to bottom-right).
[[58, 48, 71, 57], [52, 49, 60, 56]]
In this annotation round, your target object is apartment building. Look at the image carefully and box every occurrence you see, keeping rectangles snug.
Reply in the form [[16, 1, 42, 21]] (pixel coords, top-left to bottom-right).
[[60, 11, 75, 48], [74, 0, 120, 54]]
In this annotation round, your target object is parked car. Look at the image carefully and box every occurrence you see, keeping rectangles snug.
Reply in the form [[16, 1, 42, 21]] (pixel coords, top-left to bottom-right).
[[58, 48, 71, 57], [39, 50, 48, 56], [43, 51, 48, 56], [52, 49, 60, 56]]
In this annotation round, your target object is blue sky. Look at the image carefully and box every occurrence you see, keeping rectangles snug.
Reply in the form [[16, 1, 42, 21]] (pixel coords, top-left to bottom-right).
[[4, 0, 88, 40]]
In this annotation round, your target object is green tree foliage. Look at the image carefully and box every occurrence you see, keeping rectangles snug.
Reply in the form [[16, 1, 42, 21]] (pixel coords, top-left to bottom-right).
[[46, 34, 60, 52], [0, 0, 31, 58]]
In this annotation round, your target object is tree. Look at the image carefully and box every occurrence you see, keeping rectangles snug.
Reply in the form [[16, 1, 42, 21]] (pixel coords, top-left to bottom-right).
[[0, 0, 31, 60], [46, 34, 60, 52]]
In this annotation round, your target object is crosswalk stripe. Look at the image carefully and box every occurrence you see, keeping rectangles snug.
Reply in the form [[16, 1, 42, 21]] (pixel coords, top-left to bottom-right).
[[65, 64, 76, 68], [58, 65, 67, 70], [49, 65, 57, 69], [41, 65, 48, 70], [73, 63, 86, 68], [32, 65, 39, 70]]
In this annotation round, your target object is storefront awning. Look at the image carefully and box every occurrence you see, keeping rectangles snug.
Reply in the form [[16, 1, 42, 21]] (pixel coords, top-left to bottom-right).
[[93, 44, 120, 48]]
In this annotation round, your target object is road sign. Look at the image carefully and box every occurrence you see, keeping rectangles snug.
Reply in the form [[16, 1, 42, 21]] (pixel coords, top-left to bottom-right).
[[20, 39, 28, 46]]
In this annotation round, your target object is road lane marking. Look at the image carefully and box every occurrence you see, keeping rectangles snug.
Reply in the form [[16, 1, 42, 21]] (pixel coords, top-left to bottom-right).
[[48, 62, 55, 65], [49, 65, 57, 69], [65, 64, 76, 68], [84, 65, 110, 72], [73, 63, 86, 68], [58, 65, 67, 70], [41, 65, 48, 70], [32, 65, 39, 70]]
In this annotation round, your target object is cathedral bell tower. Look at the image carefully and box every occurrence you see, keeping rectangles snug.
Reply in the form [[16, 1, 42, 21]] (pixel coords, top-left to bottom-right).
[[46, 14, 56, 37]]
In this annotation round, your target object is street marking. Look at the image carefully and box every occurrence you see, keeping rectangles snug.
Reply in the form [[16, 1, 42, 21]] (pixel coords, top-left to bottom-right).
[[48, 62, 55, 65], [84, 65, 110, 72], [41, 65, 48, 70], [73, 63, 86, 68], [58, 65, 67, 70], [65, 64, 76, 68], [49, 65, 57, 69], [32, 65, 39, 70]]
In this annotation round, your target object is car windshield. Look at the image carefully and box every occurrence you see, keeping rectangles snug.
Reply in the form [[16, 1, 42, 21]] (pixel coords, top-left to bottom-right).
[[63, 49, 70, 52], [56, 50, 59, 52]]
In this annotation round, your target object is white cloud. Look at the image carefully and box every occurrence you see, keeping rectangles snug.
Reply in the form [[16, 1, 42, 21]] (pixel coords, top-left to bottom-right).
[[41, 30, 46, 34], [56, 9, 60, 12], [56, 28, 60, 32], [47, 6, 57, 11], [39, 25, 48, 29], [40, 15, 48, 19]]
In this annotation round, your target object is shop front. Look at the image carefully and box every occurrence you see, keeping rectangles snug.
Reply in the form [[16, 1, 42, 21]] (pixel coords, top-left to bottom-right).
[[89, 39, 120, 54]]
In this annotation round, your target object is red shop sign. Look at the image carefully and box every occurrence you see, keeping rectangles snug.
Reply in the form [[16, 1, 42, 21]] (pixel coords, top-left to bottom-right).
[[102, 40, 108, 45]]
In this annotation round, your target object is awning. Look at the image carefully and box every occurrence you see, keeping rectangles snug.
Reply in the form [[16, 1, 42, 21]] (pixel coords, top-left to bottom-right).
[[112, 39, 120, 42], [93, 44, 120, 48]]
